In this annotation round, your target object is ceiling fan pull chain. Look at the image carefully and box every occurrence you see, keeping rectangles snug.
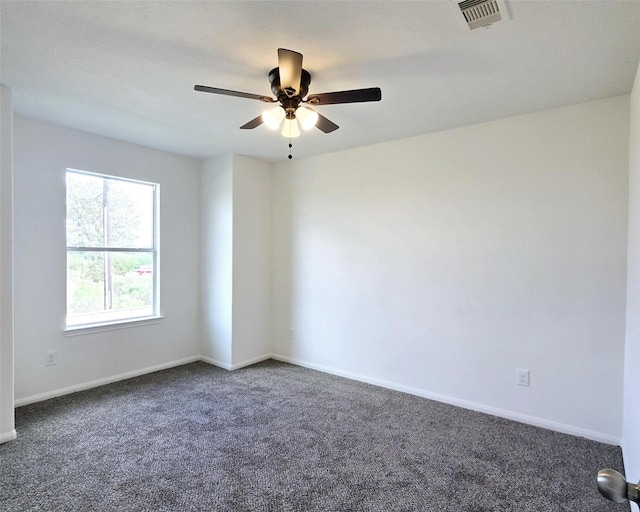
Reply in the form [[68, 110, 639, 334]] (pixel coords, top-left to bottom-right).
[[288, 140, 293, 160]]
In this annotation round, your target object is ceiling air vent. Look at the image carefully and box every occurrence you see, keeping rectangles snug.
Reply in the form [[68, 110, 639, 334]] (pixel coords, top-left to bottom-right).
[[453, 0, 510, 30]]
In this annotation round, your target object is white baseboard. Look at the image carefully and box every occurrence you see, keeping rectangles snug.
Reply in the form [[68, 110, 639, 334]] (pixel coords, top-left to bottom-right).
[[14, 353, 272, 406], [0, 429, 17, 444], [230, 353, 273, 370], [199, 355, 233, 370], [271, 353, 622, 446], [200, 353, 273, 371], [15, 356, 200, 407], [11, 352, 622, 446]]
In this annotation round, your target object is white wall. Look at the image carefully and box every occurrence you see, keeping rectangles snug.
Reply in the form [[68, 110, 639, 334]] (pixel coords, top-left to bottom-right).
[[272, 96, 629, 442], [231, 155, 272, 366], [13, 115, 201, 402], [624, 61, 640, 502], [200, 155, 272, 369], [5, 89, 633, 453], [0, 85, 15, 443], [200, 155, 233, 366]]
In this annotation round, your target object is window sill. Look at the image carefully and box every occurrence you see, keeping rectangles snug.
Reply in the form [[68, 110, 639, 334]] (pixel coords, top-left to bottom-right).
[[64, 316, 164, 337]]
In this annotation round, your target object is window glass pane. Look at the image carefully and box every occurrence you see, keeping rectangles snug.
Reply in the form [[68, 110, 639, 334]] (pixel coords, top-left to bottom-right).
[[66, 172, 104, 247], [67, 251, 105, 317], [67, 251, 154, 327], [111, 252, 154, 311], [106, 179, 154, 249], [66, 172, 154, 249]]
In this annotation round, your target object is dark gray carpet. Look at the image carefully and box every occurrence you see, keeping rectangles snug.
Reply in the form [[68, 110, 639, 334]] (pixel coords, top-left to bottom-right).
[[0, 360, 628, 511]]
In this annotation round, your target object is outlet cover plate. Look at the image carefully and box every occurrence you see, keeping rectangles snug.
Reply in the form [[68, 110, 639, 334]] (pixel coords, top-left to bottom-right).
[[46, 350, 58, 366], [517, 368, 530, 387]]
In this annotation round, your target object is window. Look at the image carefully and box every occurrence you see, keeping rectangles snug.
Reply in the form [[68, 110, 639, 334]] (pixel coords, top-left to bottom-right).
[[66, 169, 159, 328]]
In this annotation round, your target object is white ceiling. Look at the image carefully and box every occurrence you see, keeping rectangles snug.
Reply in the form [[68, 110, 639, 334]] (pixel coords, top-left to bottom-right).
[[1, 1, 640, 163]]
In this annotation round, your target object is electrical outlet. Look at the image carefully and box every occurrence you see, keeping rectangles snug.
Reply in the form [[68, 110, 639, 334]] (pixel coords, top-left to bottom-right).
[[289, 328, 294, 340], [45, 350, 58, 366], [517, 368, 530, 387]]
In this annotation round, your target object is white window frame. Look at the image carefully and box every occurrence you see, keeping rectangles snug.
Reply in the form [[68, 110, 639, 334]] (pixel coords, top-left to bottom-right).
[[64, 168, 161, 333]]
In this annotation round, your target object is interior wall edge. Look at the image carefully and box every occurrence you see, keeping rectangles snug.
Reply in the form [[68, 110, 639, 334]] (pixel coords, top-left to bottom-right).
[[0, 83, 15, 443], [199, 355, 232, 371], [0, 429, 16, 444], [622, 58, 640, 499], [200, 353, 272, 371]]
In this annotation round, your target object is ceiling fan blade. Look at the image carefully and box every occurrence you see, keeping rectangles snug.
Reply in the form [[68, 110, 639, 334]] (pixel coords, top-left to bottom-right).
[[240, 115, 264, 130], [314, 111, 339, 133], [307, 87, 382, 105], [194, 85, 274, 102], [278, 48, 303, 97]]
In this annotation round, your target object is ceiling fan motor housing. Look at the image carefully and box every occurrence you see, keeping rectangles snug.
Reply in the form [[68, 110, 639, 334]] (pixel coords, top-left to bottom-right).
[[269, 67, 311, 100]]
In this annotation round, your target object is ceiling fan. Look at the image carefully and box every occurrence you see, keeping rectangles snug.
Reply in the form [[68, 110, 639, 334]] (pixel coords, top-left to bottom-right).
[[194, 48, 382, 139]]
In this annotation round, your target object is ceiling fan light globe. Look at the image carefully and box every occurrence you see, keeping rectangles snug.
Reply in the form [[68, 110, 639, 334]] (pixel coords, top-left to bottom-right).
[[281, 118, 301, 138], [296, 107, 319, 131], [262, 106, 285, 130]]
